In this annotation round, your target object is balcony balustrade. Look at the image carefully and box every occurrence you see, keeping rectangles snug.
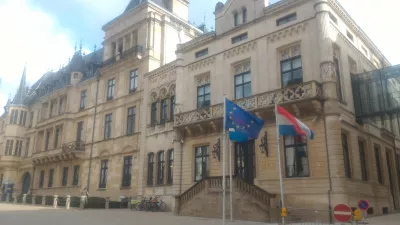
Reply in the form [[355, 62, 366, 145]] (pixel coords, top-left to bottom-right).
[[32, 141, 86, 165], [103, 45, 143, 67], [174, 81, 322, 128]]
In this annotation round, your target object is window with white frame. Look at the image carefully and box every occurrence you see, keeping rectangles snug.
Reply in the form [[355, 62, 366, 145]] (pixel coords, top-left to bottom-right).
[[234, 61, 251, 99]]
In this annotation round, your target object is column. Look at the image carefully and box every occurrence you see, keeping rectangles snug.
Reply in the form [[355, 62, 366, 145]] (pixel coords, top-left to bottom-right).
[[315, 0, 344, 206]]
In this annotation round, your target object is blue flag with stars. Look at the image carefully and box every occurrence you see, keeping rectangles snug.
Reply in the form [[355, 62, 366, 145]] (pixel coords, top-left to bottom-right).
[[224, 98, 264, 143]]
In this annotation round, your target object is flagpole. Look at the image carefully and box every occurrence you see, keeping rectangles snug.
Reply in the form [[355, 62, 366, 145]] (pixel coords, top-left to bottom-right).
[[229, 139, 233, 221], [222, 97, 226, 225], [275, 103, 285, 225]]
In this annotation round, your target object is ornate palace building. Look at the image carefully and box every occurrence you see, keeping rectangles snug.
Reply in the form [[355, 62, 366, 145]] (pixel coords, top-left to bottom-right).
[[0, 0, 399, 222]]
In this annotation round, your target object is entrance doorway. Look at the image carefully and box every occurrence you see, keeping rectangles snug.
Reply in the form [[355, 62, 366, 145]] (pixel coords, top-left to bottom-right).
[[234, 140, 255, 184], [21, 172, 31, 195]]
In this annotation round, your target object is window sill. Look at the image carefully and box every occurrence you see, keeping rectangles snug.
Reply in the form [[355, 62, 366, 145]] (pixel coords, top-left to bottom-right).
[[97, 188, 107, 191], [120, 186, 131, 190], [339, 100, 348, 106]]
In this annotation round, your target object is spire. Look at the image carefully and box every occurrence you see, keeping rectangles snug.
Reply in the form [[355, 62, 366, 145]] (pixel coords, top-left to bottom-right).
[[11, 65, 27, 105]]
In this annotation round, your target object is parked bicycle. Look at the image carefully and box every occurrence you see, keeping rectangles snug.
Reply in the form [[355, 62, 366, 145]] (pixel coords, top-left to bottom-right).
[[130, 196, 142, 211], [150, 196, 166, 212]]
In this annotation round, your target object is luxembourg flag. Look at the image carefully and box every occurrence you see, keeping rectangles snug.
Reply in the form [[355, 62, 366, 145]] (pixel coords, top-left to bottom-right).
[[276, 105, 314, 140]]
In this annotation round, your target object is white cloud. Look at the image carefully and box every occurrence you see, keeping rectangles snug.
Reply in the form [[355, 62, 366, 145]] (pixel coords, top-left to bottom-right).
[[0, 0, 75, 114]]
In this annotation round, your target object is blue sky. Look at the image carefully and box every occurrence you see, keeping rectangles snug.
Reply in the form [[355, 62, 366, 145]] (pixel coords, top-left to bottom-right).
[[0, 0, 398, 115]]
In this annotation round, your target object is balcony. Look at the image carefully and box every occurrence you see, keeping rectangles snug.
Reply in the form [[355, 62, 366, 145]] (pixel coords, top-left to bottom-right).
[[174, 81, 322, 133], [103, 45, 144, 67], [32, 141, 86, 165], [352, 64, 400, 118]]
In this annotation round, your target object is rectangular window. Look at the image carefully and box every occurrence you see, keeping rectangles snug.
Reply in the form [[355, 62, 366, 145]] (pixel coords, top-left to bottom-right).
[[329, 12, 337, 24], [157, 151, 165, 185], [62, 167, 68, 186], [231, 33, 248, 44], [341, 133, 352, 178], [234, 12, 239, 27], [197, 84, 211, 109], [126, 107, 136, 135], [375, 145, 383, 184], [284, 136, 309, 178], [29, 111, 34, 128], [234, 62, 251, 99], [54, 128, 60, 148], [104, 114, 112, 139], [25, 138, 30, 157], [49, 103, 53, 117], [107, 78, 115, 100], [277, 13, 297, 26], [72, 165, 80, 186], [80, 90, 86, 110], [170, 96, 175, 121], [45, 131, 50, 151], [39, 170, 45, 188], [359, 140, 368, 181], [147, 153, 154, 185], [160, 99, 168, 124], [10, 110, 18, 124], [242, 8, 247, 23], [122, 156, 132, 187], [150, 102, 157, 126], [19, 111, 27, 125], [129, 70, 139, 92], [195, 48, 208, 58], [99, 159, 108, 188], [194, 146, 209, 181], [346, 30, 354, 42], [14, 140, 22, 156], [333, 49, 343, 101], [76, 122, 83, 142], [5, 140, 13, 156], [361, 46, 368, 57], [58, 98, 63, 114], [167, 149, 174, 184], [48, 169, 54, 188], [281, 55, 302, 88]]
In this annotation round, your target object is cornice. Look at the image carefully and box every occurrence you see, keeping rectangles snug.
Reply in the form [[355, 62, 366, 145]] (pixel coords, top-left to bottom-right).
[[176, 32, 216, 53], [146, 60, 177, 79], [264, 0, 307, 16], [327, 0, 390, 66]]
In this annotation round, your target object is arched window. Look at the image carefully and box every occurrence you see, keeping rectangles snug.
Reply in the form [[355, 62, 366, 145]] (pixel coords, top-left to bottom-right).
[[234, 11, 239, 27], [147, 153, 154, 185], [157, 151, 165, 185], [167, 149, 174, 184], [242, 8, 247, 23]]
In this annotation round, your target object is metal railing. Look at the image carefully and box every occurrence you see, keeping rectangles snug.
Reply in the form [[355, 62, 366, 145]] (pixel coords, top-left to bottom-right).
[[61, 141, 85, 152], [102, 45, 144, 67]]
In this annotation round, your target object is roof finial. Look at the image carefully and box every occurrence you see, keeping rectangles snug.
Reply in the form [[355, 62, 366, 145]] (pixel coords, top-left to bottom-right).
[[94, 44, 97, 52], [79, 39, 82, 53], [203, 12, 206, 25], [74, 42, 77, 52]]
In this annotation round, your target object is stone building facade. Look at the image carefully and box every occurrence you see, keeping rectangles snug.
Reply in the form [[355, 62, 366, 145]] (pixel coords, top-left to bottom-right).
[[0, 0, 399, 220]]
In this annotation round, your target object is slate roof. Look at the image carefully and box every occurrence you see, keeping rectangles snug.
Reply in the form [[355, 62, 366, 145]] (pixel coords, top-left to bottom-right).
[[20, 48, 104, 106]]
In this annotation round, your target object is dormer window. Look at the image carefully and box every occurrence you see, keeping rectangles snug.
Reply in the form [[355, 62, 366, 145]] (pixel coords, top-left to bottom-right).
[[242, 8, 247, 23], [234, 11, 239, 27]]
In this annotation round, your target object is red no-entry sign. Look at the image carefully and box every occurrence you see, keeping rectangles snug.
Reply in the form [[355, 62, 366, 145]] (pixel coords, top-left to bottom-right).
[[333, 204, 352, 222]]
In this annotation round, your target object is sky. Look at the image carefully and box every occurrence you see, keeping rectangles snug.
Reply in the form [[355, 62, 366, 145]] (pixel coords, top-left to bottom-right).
[[0, 0, 398, 115]]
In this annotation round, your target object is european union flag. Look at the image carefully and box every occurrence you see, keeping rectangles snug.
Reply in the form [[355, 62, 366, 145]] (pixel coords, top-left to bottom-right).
[[224, 98, 264, 143]]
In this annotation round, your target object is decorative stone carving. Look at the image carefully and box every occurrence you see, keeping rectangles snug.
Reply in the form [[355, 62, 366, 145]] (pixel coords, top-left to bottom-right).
[[188, 57, 216, 72], [148, 122, 174, 136], [169, 84, 176, 96], [196, 73, 210, 87], [280, 44, 301, 60], [159, 88, 168, 99], [223, 42, 257, 59], [268, 23, 307, 43], [151, 92, 158, 102], [320, 61, 337, 82]]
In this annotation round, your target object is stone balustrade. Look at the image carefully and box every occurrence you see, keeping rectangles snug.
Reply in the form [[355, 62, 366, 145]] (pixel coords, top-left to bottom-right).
[[174, 81, 322, 127]]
